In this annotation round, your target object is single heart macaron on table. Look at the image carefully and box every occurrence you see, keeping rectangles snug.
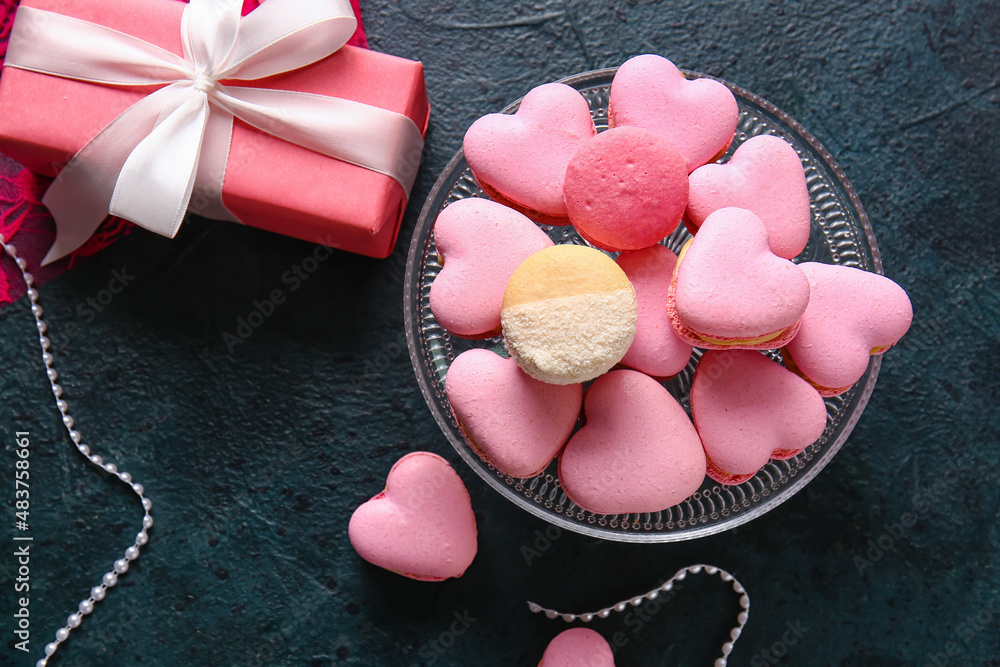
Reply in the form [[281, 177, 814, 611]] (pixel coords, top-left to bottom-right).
[[348, 452, 478, 581]]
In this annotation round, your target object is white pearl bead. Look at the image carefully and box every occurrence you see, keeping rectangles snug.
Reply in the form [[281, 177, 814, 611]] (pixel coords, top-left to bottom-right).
[[78, 599, 93, 615], [3, 243, 16, 254], [69, 430, 81, 443], [16, 257, 27, 270], [45, 642, 57, 655], [30, 302, 41, 315], [125, 546, 139, 561], [40, 336, 51, 351], [135, 532, 148, 546], [67, 613, 81, 628], [62, 415, 74, 428], [143, 516, 154, 529], [142, 498, 153, 511], [132, 483, 144, 495], [90, 455, 103, 465], [23, 272, 34, 286], [35, 660, 47, 667], [114, 559, 129, 573], [78, 445, 90, 456], [46, 367, 58, 381], [105, 463, 117, 473], [120, 472, 132, 483], [91, 586, 105, 601], [103, 572, 118, 588], [56, 628, 69, 641], [49, 381, 60, 395], [55, 398, 66, 412], [27, 288, 38, 300]]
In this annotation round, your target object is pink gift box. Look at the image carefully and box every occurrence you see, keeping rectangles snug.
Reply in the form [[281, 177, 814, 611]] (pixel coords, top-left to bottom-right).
[[0, 0, 430, 258]]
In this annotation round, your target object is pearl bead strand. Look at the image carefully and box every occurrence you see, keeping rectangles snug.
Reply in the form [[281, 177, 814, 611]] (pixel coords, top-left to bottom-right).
[[527, 563, 750, 666], [1, 237, 153, 667]]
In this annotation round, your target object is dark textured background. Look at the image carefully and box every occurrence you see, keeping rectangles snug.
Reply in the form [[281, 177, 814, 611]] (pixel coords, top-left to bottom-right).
[[2, 0, 999, 665]]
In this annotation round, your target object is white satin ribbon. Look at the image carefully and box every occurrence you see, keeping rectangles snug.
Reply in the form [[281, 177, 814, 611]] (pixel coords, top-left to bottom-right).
[[4, 0, 425, 265]]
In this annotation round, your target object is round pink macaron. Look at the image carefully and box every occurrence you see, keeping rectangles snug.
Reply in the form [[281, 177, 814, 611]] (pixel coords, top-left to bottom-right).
[[564, 126, 688, 252]]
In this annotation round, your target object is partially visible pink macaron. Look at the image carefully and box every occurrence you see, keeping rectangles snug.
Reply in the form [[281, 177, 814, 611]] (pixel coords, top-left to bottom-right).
[[666, 207, 811, 350], [446, 349, 582, 478], [609, 54, 739, 173], [348, 452, 478, 581], [464, 82, 597, 225], [687, 134, 812, 260], [782, 262, 913, 396], [430, 198, 553, 338], [616, 244, 693, 378], [691, 350, 828, 485], [559, 370, 705, 515], [539, 628, 615, 667], [564, 126, 688, 252]]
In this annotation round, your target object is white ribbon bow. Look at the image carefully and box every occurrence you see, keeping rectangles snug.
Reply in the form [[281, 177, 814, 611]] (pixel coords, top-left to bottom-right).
[[4, 0, 424, 264]]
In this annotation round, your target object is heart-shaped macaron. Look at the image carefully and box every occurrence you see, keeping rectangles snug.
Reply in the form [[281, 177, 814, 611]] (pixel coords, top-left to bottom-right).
[[446, 349, 582, 478], [348, 452, 477, 581], [430, 198, 553, 338], [782, 263, 913, 396], [464, 82, 596, 224], [539, 628, 615, 667], [667, 207, 811, 350], [609, 54, 739, 173], [687, 134, 812, 259], [616, 244, 693, 378], [691, 350, 828, 485], [559, 370, 705, 515]]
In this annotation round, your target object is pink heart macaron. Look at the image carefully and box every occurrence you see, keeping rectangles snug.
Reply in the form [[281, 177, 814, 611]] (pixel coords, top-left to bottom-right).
[[464, 82, 596, 225], [687, 134, 812, 260], [446, 349, 582, 478], [430, 198, 553, 338], [691, 350, 828, 485], [666, 207, 811, 350], [348, 452, 478, 581], [782, 263, 913, 396], [559, 369, 706, 515], [563, 126, 688, 252], [616, 244, 694, 378], [539, 628, 615, 667], [609, 54, 739, 173]]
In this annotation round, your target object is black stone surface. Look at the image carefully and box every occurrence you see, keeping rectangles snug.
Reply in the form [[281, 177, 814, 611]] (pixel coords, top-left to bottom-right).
[[2, 1, 999, 665]]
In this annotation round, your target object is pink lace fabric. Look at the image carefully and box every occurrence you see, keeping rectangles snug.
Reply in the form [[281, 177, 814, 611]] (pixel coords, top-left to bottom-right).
[[0, 0, 367, 306]]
